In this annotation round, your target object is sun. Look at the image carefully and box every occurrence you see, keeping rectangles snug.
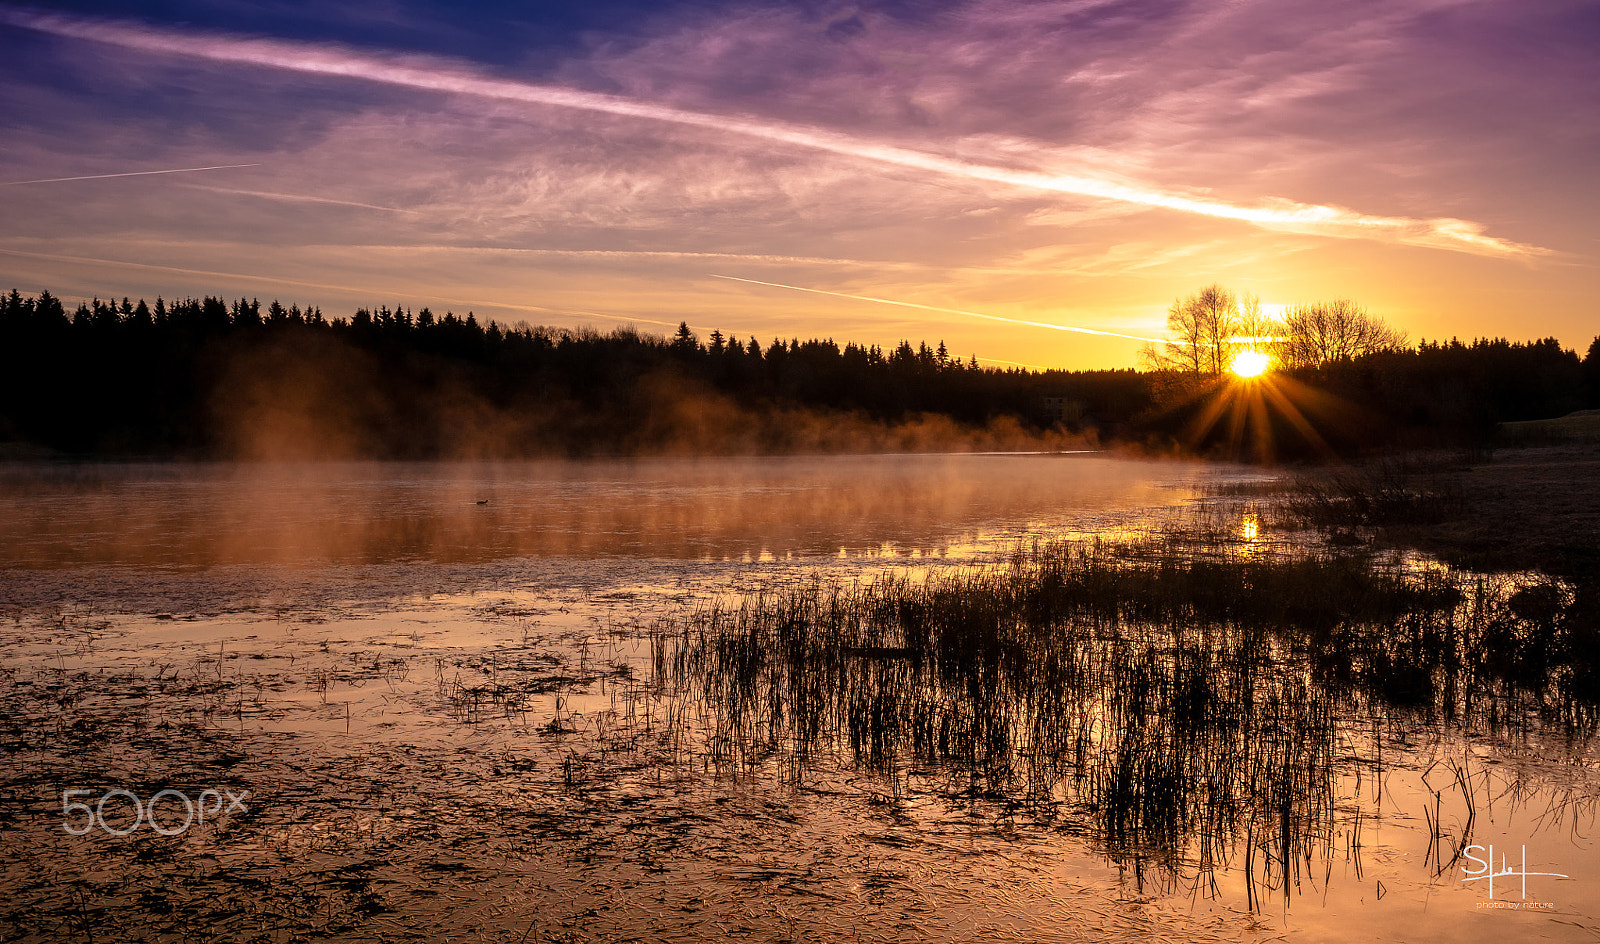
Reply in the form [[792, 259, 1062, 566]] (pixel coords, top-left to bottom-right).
[[1230, 350, 1271, 379]]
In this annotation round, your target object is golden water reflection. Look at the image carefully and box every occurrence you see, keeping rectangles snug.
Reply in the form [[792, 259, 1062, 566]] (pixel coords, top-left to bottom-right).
[[0, 455, 1219, 568]]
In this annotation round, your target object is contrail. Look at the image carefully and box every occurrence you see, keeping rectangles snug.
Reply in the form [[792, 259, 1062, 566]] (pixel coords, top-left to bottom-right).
[[971, 354, 1054, 370], [1, 163, 260, 185], [1, 10, 1541, 258], [711, 274, 1165, 343], [0, 243, 1116, 358], [322, 244, 1057, 274], [185, 185, 414, 214]]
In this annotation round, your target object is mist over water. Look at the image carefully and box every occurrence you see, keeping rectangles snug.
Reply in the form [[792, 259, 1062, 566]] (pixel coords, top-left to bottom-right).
[[0, 454, 1212, 571]]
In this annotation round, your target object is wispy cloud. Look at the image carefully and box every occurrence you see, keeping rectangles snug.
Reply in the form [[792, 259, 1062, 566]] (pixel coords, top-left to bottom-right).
[[1, 9, 1544, 258]]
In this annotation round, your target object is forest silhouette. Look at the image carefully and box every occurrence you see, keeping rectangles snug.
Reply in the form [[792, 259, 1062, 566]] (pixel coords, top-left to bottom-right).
[[0, 288, 1594, 460]]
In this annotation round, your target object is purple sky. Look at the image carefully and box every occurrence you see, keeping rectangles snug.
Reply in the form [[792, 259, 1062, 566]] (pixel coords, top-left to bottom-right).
[[1, 0, 1595, 368]]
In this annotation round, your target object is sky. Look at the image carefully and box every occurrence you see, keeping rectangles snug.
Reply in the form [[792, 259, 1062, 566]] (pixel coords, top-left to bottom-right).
[[0, 0, 1595, 370]]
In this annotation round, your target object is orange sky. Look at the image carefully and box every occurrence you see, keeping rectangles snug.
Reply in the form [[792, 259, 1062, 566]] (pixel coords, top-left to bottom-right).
[[1, 2, 1595, 369]]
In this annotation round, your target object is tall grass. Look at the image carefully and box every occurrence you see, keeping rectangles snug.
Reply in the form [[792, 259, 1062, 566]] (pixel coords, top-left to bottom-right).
[[655, 530, 1596, 901], [1277, 462, 1464, 529]]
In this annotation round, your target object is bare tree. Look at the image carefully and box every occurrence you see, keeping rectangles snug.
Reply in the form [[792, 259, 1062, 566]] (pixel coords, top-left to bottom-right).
[[1143, 284, 1241, 376], [1278, 299, 1407, 368], [1235, 292, 1273, 346]]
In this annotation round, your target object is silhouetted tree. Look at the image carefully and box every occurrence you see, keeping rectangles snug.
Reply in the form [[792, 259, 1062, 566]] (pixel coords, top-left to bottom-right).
[[1585, 336, 1600, 409], [1144, 284, 1240, 376], [1279, 299, 1407, 368], [671, 321, 698, 357]]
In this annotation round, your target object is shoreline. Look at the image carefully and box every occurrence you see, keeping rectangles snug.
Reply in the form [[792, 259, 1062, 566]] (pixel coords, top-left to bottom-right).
[[1319, 441, 1600, 583]]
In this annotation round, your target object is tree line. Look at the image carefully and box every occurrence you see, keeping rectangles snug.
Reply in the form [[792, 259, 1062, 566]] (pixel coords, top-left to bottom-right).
[[0, 288, 1594, 459], [0, 289, 1140, 457]]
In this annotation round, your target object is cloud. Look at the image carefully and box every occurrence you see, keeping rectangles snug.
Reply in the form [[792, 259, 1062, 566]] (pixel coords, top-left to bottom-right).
[[1, 7, 1547, 258], [5, 0, 1592, 368]]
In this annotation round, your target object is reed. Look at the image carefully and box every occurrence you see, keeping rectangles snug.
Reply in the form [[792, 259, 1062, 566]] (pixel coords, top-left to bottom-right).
[[656, 525, 1595, 901]]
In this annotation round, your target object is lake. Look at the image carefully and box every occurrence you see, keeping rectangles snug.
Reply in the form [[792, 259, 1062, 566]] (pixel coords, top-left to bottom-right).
[[1, 454, 1595, 942]]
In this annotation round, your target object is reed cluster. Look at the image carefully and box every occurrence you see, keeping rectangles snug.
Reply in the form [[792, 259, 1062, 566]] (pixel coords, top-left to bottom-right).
[[657, 530, 1595, 897]]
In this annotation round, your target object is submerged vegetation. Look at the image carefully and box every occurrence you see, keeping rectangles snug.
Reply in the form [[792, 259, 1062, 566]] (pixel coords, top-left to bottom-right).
[[1, 287, 1595, 459]]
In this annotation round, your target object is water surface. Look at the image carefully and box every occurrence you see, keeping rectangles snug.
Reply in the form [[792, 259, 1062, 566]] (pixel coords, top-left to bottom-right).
[[2, 454, 1595, 942]]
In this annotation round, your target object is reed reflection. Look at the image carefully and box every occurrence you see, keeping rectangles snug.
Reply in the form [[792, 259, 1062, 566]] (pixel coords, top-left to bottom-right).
[[660, 533, 1600, 907]]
